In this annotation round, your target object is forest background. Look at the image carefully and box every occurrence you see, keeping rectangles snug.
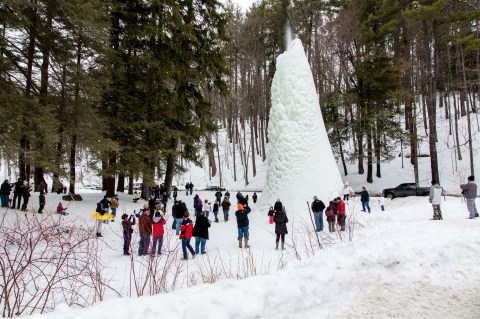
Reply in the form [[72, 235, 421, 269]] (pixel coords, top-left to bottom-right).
[[1, 0, 479, 198]]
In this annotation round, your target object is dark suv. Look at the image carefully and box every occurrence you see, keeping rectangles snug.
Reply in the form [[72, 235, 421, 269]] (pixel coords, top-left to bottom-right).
[[382, 183, 430, 199], [205, 186, 226, 191]]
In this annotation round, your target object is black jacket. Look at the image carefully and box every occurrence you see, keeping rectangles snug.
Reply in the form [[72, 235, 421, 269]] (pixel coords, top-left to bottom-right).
[[215, 191, 222, 198], [174, 202, 187, 219], [0, 182, 12, 195], [311, 199, 325, 212], [39, 193, 46, 205], [274, 201, 283, 212], [235, 205, 251, 228], [13, 181, 23, 195], [357, 190, 369, 202], [192, 215, 211, 239], [274, 210, 288, 235]]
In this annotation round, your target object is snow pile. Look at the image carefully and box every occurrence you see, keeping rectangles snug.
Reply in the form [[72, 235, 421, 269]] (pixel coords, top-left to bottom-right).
[[261, 38, 343, 212]]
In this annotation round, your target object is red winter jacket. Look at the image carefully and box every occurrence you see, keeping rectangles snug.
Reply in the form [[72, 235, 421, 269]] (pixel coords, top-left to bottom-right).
[[179, 217, 194, 239], [337, 200, 346, 215], [152, 218, 166, 237]]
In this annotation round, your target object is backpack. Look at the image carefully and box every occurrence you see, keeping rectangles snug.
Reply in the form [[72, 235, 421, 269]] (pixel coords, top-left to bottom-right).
[[325, 207, 334, 217]]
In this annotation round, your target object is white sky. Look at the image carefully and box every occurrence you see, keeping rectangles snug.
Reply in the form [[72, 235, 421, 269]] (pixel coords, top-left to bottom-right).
[[221, 0, 258, 10]]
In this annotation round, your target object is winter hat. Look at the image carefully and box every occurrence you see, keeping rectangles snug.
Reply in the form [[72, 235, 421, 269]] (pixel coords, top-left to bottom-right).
[[237, 204, 244, 210], [313, 196, 318, 200], [468, 175, 475, 181]]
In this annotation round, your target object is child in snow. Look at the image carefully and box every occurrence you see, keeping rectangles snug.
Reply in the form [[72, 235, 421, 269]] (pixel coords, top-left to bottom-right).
[[212, 201, 219, 223], [268, 207, 274, 224], [121, 213, 136, 255], [204, 199, 211, 219], [342, 182, 354, 202], [38, 191, 45, 214], [56, 202, 67, 215], [152, 211, 166, 255], [179, 211, 195, 260], [378, 195, 385, 212], [325, 201, 336, 232]]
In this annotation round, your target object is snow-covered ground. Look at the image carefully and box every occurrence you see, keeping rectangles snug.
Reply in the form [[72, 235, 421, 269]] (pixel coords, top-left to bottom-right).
[[12, 190, 479, 319]]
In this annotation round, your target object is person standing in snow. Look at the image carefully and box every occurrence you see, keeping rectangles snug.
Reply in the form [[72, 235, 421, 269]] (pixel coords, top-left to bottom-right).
[[252, 192, 257, 204], [325, 200, 336, 232], [342, 182, 354, 202], [225, 190, 230, 199], [214, 190, 222, 204], [204, 199, 211, 219], [37, 191, 45, 214], [180, 211, 196, 260], [356, 187, 371, 213], [174, 200, 187, 235], [122, 213, 135, 255], [235, 204, 252, 248], [429, 180, 444, 220], [335, 197, 346, 231], [378, 195, 385, 212], [194, 196, 203, 217], [192, 211, 210, 254], [212, 201, 219, 223], [189, 182, 194, 195], [221, 197, 231, 222], [138, 209, 152, 256], [273, 208, 288, 250], [21, 181, 32, 211], [460, 175, 478, 219], [110, 194, 119, 221], [12, 178, 23, 209], [172, 186, 178, 202], [152, 211, 166, 255], [311, 196, 325, 231], [0, 179, 12, 207], [185, 183, 189, 196]]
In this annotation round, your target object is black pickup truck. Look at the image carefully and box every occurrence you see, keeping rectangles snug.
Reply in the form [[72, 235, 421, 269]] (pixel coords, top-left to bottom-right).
[[382, 183, 430, 199]]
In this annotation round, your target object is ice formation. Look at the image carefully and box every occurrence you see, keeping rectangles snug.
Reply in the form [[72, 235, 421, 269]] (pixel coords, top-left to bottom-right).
[[260, 38, 343, 214]]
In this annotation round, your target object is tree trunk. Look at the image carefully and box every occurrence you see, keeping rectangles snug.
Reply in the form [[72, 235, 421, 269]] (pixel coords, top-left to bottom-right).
[[164, 138, 178, 196], [69, 135, 77, 194]]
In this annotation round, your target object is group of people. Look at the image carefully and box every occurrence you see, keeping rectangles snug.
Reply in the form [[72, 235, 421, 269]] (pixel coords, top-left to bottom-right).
[[430, 175, 478, 220], [184, 182, 194, 195], [0, 178, 32, 211], [311, 196, 347, 232]]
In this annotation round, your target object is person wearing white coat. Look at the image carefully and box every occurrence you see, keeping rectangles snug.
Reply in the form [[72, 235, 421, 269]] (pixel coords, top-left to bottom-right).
[[342, 182, 354, 201], [429, 180, 444, 220]]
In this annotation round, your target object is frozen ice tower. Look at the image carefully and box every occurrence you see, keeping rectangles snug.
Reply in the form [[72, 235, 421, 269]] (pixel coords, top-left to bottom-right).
[[261, 39, 343, 214]]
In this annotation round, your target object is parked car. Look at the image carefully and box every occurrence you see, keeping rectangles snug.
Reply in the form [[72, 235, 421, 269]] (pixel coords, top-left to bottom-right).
[[205, 185, 226, 191], [81, 184, 102, 190], [382, 183, 430, 199]]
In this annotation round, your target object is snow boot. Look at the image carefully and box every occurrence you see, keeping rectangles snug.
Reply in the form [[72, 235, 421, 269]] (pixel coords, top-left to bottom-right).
[[238, 237, 242, 248], [96, 232, 103, 238], [244, 238, 250, 248], [275, 241, 279, 250], [281, 240, 285, 250], [225, 215, 228, 222], [123, 249, 130, 256]]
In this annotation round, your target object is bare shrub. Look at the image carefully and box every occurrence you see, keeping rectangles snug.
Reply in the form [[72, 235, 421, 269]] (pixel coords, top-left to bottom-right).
[[0, 211, 113, 317]]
